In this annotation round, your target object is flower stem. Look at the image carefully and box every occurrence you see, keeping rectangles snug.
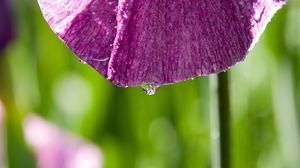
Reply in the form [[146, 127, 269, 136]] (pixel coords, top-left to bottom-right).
[[217, 72, 231, 168], [210, 72, 231, 168]]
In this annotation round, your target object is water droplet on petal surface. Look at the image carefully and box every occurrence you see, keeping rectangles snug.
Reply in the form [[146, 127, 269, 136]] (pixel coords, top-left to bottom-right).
[[141, 83, 160, 95], [80, 60, 87, 64]]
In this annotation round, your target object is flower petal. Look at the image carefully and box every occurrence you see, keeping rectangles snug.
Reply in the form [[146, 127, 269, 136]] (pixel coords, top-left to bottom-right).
[[38, 0, 117, 76], [38, 0, 286, 87]]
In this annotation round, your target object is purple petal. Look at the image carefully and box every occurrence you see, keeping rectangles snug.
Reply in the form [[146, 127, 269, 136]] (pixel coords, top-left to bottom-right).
[[38, 0, 117, 76], [38, 0, 286, 87], [0, 0, 14, 52]]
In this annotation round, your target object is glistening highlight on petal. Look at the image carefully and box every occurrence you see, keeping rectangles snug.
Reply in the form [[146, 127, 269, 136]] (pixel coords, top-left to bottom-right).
[[38, 0, 287, 87]]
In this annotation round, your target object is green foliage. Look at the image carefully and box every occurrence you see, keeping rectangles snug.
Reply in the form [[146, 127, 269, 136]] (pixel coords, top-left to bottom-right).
[[0, 1, 299, 168]]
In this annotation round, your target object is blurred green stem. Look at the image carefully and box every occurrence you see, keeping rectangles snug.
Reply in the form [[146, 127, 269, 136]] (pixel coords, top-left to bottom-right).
[[0, 55, 36, 168], [210, 72, 231, 168]]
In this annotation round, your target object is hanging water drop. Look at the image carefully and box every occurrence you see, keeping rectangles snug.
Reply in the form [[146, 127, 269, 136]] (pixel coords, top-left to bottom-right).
[[141, 83, 160, 95]]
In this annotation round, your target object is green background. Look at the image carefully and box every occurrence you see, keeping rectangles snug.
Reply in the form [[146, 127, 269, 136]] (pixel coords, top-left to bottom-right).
[[0, 1, 299, 168]]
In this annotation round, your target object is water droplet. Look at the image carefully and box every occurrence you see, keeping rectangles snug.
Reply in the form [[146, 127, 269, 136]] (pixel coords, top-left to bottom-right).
[[80, 60, 87, 64], [141, 83, 160, 95]]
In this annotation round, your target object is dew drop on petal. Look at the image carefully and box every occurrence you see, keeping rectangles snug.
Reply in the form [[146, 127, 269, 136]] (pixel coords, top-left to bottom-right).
[[141, 83, 160, 95], [80, 60, 87, 64]]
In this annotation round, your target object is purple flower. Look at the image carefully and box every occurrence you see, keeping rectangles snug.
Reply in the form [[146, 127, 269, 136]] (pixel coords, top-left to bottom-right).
[[24, 115, 103, 168], [0, 0, 14, 52], [0, 103, 103, 168], [38, 0, 286, 87]]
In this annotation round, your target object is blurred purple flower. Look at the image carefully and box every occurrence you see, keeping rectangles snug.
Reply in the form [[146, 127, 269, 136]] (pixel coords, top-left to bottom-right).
[[24, 115, 103, 168], [0, 104, 103, 168], [38, 0, 286, 87], [0, 0, 14, 52]]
